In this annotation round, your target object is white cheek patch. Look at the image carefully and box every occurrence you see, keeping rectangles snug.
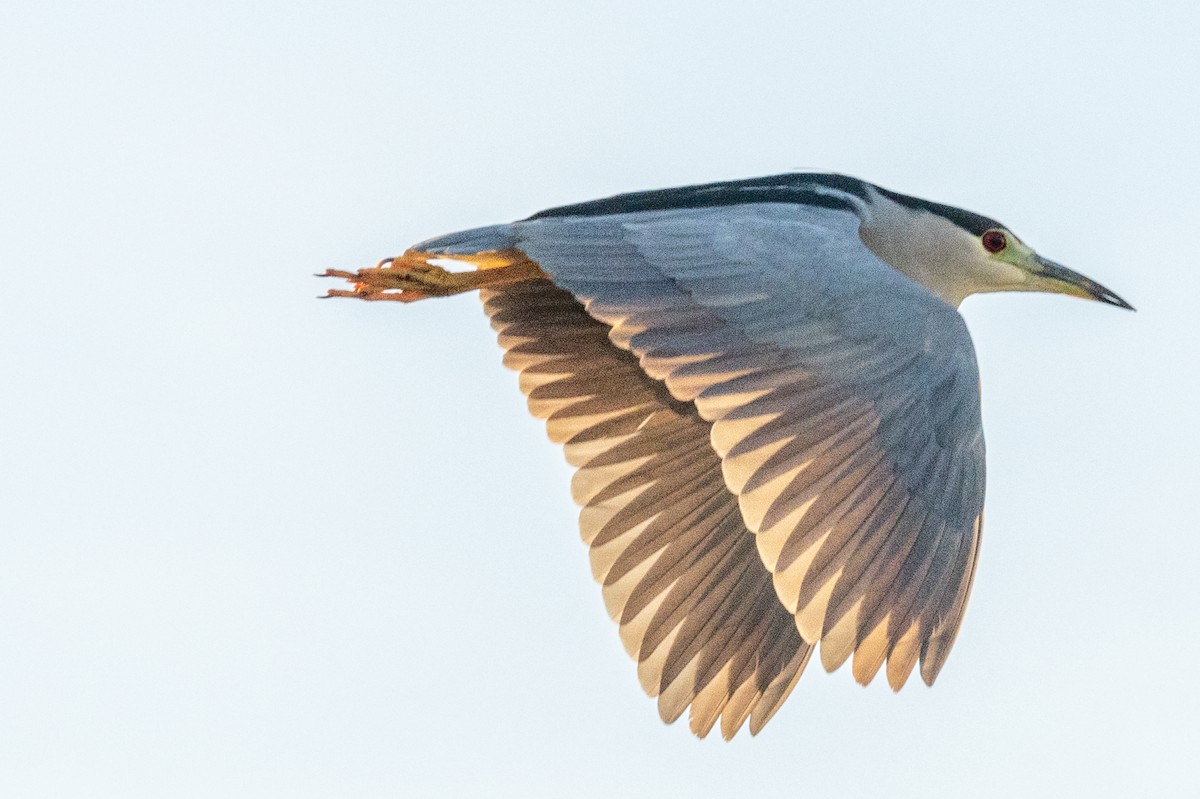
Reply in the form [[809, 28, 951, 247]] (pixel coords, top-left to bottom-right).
[[982, 259, 1031, 290]]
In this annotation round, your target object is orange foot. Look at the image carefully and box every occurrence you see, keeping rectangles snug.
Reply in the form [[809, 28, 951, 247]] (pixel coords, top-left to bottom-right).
[[318, 250, 545, 302], [318, 254, 461, 302]]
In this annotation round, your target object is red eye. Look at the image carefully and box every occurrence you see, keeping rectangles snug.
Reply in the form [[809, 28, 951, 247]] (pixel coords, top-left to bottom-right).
[[982, 230, 1007, 253]]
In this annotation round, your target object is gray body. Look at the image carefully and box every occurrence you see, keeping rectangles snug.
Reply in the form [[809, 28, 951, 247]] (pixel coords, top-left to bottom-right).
[[377, 172, 1129, 738]]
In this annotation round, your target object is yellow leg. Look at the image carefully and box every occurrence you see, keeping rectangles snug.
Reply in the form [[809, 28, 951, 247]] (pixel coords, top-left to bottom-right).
[[318, 249, 544, 303]]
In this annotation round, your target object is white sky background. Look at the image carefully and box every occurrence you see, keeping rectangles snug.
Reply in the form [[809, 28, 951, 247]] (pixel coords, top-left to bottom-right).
[[2, 1, 1198, 796]]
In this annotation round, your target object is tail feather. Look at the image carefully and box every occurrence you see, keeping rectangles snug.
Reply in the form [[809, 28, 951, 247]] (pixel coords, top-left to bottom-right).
[[411, 224, 517, 255]]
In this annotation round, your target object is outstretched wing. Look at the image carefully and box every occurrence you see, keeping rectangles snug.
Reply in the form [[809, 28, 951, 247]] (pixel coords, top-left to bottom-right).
[[510, 202, 986, 690], [481, 279, 812, 739]]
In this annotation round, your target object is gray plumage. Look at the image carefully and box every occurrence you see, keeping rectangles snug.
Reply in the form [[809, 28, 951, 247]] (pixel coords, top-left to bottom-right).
[[327, 172, 1131, 738]]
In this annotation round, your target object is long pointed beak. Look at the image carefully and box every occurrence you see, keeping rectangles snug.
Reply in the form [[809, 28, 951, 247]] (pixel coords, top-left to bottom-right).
[[1034, 256, 1135, 311]]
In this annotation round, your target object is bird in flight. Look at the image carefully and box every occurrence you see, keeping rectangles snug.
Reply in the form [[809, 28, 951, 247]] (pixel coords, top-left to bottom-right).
[[321, 173, 1131, 739]]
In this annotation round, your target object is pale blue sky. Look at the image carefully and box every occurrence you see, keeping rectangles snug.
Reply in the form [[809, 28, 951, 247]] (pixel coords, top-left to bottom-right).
[[2, 1, 1197, 797]]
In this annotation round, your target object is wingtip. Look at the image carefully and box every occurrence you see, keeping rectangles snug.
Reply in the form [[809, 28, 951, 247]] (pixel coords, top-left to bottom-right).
[[919, 653, 945, 687]]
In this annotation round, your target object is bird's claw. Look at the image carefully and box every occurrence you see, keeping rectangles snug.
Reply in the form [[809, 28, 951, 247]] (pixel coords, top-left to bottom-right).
[[317, 253, 460, 302], [318, 248, 544, 303]]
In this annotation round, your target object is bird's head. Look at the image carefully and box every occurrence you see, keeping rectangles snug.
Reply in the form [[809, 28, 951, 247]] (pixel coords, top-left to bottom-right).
[[856, 184, 1134, 311]]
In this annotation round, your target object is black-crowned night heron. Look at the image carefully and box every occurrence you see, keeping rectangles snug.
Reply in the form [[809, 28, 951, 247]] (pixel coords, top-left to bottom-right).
[[322, 173, 1131, 739]]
